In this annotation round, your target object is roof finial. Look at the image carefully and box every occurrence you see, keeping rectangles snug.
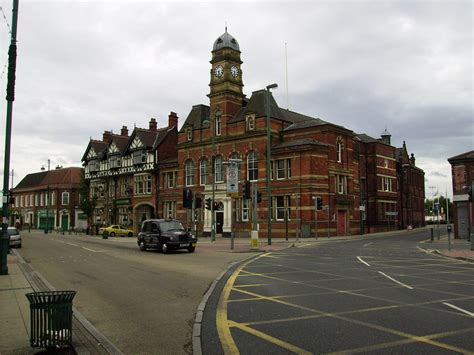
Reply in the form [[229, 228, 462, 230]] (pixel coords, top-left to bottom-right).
[[225, 21, 227, 32]]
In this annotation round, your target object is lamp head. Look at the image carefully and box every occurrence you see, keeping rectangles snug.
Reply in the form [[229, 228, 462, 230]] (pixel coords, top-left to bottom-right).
[[266, 83, 278, 90]]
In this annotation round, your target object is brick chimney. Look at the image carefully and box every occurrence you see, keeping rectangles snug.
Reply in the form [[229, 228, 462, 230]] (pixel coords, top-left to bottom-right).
[[103, 130, 112, 143], [168, 111, 178, 128], [121, 125, 129, 136], [149, 118, 157, 131]]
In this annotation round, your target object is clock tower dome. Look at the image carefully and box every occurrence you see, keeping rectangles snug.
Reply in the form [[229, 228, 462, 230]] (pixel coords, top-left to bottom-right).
[[208, 29, 245, 123]]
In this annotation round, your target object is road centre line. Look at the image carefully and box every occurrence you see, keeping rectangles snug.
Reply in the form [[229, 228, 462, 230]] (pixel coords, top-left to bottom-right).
[[363, 242, 373, 247], [443, 302, 474, 317], [82, 247, 101, 253], [378, 271, 413, 290]]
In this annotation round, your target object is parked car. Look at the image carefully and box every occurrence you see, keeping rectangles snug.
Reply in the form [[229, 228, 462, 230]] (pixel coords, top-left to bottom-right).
[[137, 219, 196, 253], [8, 227, 21, 248], [98, 225, 134, 237]]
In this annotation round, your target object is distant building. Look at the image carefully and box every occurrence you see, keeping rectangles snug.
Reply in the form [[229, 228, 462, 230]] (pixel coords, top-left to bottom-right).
[[82, 30, 425, 238], [10, 167, 84, 230], [448, 150, 474, 238]]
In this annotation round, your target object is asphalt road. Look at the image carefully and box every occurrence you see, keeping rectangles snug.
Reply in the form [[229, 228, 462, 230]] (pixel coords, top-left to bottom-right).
[[202, 228, 474, 354], [17, 231, 250, 354]]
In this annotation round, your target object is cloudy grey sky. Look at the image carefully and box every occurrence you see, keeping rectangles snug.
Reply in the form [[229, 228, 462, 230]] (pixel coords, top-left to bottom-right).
[[0, 0, 472, 199]]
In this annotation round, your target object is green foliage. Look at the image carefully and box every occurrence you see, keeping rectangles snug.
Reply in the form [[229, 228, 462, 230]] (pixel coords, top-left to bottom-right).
[[425, 196, 452, 218], [79, 170, 96, 220]]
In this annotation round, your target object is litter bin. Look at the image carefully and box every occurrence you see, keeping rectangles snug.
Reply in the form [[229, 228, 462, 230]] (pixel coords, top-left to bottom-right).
[[25, 291, 77, 349]]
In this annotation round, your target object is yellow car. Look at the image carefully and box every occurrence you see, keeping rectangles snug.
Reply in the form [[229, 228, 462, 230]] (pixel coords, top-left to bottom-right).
[[98, 225, 134, 237]]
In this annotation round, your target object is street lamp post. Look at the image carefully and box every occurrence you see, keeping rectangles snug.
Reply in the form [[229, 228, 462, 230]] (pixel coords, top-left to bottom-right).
[[266, 83, 277, 245], [1, 0, 19, 275]]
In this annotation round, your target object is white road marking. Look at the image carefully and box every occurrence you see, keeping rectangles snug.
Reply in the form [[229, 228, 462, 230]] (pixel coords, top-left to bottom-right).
[[82, 247, 106, 253], [67, 243, 78, 247], [443, 303, 474, 317], [378, 271, 413, 290], [363, 242, 372, 247], [298, 243, 313, 248], [357, 256, 370, 266]]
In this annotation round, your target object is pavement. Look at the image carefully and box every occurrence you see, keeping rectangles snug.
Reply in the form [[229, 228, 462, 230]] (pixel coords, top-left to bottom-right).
[[1, 227, 472, 354]]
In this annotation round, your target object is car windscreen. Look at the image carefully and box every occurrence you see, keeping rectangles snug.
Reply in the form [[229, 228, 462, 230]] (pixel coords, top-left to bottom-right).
[[159, 221, 184, 232], [7, 228, 19, 235]]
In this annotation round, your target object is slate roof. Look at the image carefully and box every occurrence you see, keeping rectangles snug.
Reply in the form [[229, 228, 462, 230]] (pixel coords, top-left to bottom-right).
[[273, 138, 329, 150], [448, 150, 474, 163], [81, 139, 107, 162], [111, 135, 129, 155], [14, 167, 83, 190], [179, 105, 210, 132], [153, 127, 175, 150], [355, 133, 379, 143], [229, 90, 286, 123]]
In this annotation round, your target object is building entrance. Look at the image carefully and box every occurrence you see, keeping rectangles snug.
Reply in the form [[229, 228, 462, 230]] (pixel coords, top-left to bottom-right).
[[337, 210, 346, 236], [216, 211, 224, 234]]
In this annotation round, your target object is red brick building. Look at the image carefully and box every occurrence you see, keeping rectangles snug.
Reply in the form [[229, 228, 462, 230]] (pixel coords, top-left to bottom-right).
[[11, 167, 84, 231], [82, 30, 425, 238], [448, 151, 474, 238]]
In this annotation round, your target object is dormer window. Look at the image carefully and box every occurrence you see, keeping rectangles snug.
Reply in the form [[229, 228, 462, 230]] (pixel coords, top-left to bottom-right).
[[187, 128, 193, 142], [246, 114, 255, 131], [133, 150, 147, 165]]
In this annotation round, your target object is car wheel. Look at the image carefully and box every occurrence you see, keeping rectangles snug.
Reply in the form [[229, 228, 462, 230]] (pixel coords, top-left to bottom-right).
[[188, 246, 195, 253], [110, 232, 115, 237], [161, 243, 169, 254], [18, 244, 22, 249], [139, 240, 146, 251], [128, 232, 133, 238]]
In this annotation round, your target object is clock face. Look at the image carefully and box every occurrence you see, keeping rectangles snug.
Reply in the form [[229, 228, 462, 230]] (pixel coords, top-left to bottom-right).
[[214, 65, 224, 77], [230, 66, 239, 78]]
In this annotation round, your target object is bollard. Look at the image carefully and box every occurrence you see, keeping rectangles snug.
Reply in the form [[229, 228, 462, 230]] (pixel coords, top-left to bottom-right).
[[430, 228, 434, 242]]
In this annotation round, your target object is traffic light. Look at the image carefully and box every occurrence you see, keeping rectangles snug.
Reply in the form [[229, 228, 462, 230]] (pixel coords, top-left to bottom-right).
[[316, 196, 323, 210], [205, 198, 212, 210], [195, 196, 202, 209], [243, 180, 251, 199], [257, 192, 262, 203], [183, 188, 193, 209]]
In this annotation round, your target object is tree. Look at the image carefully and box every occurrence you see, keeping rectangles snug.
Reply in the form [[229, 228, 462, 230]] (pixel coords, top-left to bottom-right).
[[79, 170, 96, 232], [425, 196, 453, 222]]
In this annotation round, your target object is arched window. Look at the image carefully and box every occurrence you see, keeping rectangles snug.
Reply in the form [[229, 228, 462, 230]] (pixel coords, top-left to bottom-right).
[[230, 153, 241, 181], [214, 156, 224, 183], [336, 138, 343, 163], [185, 160, 194, 186], [200, 159, 208, 185], [215, 111, 222, 136], [247, 151, 258, 181]]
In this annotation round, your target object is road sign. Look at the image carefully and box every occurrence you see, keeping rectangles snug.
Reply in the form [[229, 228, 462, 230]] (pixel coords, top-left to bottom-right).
[[226, 163, 238, 194]]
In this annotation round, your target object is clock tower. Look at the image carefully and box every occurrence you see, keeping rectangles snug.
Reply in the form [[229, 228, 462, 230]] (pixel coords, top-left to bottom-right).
[[208, 29, 245, 126]]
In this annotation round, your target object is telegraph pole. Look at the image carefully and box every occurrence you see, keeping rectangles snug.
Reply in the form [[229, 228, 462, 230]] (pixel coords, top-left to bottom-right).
[[1, 0, 19, 275]]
